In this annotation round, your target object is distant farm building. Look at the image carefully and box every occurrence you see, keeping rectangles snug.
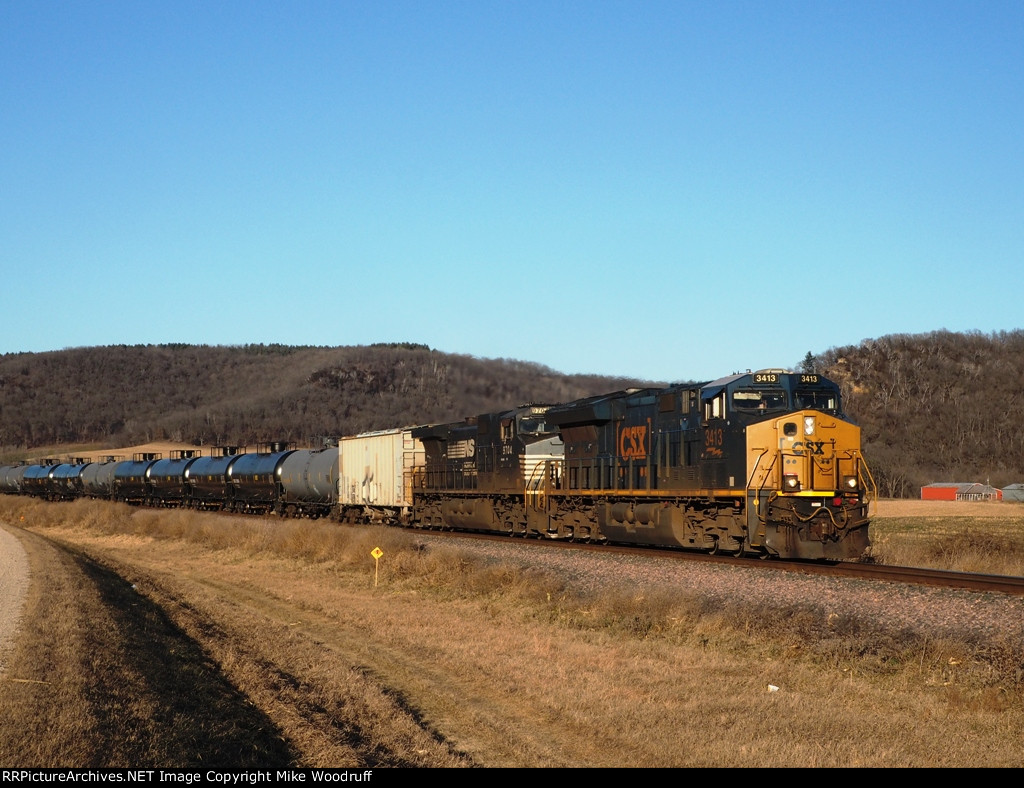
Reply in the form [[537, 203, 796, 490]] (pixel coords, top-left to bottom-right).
[[920, 483, 1002, 501], [1003, 484, 1024, 503]]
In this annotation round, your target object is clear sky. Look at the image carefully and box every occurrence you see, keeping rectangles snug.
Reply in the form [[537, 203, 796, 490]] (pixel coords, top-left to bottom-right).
[[2, 1, 1021, 384]]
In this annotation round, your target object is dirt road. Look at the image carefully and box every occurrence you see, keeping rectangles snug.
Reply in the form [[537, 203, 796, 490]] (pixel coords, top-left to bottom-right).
[[0, 525, 29, 673], [0, 524, 469, 768]]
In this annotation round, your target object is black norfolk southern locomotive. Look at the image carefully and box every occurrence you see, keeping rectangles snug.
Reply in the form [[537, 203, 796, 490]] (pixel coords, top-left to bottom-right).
[[0, 368, 874, 561], [412, 404, 563, 532], [409, 370, 874, 560]]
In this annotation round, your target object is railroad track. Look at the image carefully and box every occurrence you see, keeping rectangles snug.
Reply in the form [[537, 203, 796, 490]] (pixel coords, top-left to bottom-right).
[[782, 559, 1024, 596], [407, 527, 1024, 597]]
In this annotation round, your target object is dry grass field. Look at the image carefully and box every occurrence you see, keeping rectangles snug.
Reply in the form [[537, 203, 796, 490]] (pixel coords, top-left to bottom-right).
[[12, 441, 247, 463], [874, 498, 1021, 518], [869, 498, 1024, 577], [1, 495, 1023, 768]]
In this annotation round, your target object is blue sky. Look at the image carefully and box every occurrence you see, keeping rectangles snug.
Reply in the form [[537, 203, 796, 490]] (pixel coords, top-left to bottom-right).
[[2, 1, 1021, 384]]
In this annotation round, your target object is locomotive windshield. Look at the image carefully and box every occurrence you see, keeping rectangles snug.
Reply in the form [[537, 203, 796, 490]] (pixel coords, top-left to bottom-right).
[[732, 390, 788, 412], [518, 417, 553, 435], [794, 389, 839, 413]]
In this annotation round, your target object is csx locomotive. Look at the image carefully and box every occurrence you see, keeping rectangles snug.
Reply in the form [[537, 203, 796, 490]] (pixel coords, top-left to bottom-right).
[[0, 369, 875, 561]]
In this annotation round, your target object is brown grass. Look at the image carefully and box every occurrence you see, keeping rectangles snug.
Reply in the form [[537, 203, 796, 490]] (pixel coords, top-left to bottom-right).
[[1, 441, 199, 464], [874, 498, 1024, 518], [869, 498, 1024, 576], [1, 497, 1023, 767]]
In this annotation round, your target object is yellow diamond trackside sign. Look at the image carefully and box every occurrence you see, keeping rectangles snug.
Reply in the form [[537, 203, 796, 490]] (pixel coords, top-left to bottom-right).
[[371, 547, 383, 560]]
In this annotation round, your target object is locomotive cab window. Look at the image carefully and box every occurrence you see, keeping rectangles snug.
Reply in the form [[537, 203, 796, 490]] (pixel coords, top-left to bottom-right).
[[703, 391, 726, 421], [794, 390, 838, 413], [518, 417, 550, 435], [732, 390, 787, 412]]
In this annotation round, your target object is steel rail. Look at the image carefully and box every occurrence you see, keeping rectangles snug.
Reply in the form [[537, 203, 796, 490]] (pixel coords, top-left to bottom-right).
[[409, 527, 1024, 597]]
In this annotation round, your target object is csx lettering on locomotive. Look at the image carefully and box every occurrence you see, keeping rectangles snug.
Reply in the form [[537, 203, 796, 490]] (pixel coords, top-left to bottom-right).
[[618, 424, 648, 459]]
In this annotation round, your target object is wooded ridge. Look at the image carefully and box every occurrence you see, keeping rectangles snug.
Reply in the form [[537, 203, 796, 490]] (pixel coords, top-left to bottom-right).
[[0, 343, 654, 453], [808, 329, 1024, 496]]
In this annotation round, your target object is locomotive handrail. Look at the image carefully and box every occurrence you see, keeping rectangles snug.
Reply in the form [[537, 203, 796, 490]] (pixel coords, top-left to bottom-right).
[[835, 447, 878, 514], [523, 459, 548, 512], [746, 447, 776, 524], [857, 451, 878, 514]]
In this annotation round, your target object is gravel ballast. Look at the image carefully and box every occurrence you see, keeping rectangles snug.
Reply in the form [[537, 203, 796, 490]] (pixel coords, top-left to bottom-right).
[[414, 532, 1024, 646]]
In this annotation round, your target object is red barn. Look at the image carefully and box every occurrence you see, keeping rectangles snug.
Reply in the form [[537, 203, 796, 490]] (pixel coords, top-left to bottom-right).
[[921, 483, 1002, 501]]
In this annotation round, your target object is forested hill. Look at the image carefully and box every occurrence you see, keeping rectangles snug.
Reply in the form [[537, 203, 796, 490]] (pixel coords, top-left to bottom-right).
[[2, 331, 1022, 497], [0, 343, 656, 452], [808, 329, 1024, 497]]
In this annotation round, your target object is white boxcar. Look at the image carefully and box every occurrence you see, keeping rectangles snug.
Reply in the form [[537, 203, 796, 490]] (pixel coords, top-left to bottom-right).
[[338, 428, 424, 523]]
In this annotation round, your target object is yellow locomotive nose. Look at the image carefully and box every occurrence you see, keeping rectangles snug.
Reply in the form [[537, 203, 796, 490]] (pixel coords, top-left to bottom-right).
[[754, 410, 848, 496], [745, 409, 874, 560]]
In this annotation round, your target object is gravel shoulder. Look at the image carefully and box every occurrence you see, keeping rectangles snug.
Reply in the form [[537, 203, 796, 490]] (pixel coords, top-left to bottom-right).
[[410, 532, 1024, 645], [0, 524, 30, 674]]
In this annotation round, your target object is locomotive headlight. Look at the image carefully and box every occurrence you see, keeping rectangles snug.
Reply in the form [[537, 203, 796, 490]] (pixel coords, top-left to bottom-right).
[[783, 473, 801, 491], [803, 416, 815, 436], [843, 475, 858, 490]]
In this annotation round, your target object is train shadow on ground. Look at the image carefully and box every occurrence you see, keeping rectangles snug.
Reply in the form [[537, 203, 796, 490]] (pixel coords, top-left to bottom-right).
[[68, 551, 296, 768]]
